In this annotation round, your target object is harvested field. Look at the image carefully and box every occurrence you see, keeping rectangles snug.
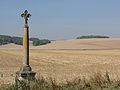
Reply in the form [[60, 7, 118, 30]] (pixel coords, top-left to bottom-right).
[[32, 38, 120, 50], [0, 38, 120, 84], [0, 49, 120, 84]]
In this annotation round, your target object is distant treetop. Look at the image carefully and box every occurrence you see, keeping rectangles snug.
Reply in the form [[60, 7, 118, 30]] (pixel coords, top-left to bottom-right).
[[0, 35, 22, 45], [31, 37, 51, 46], [76, 35, 110, 39], [0, 35, 51, 46]]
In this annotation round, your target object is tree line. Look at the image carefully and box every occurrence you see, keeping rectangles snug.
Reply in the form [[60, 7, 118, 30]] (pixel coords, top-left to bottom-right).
[[0, 35, 51, 46], [0, 35, 22, 45], [30, 38, 51, 46], [76, 35, 109, 39]]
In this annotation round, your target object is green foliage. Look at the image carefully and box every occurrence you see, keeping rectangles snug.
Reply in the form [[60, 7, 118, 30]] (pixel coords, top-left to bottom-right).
[[33, 39, 51, 46], [76, 35, 110, 39], [1, 72, 120, 90], [11, 37, 23, 45], [0, 35, 51, 46], [30, 37, 39, 41], [0, 35, 12, 45], [33, 40, 40, 46], [30, 37, 51, 46], [0, 35, 23, 45]]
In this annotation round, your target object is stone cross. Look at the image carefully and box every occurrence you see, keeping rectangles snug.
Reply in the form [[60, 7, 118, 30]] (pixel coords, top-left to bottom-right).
[[21, 10, 31, 26], [16, 10, 36, 84], [21, 10, 30, 67]]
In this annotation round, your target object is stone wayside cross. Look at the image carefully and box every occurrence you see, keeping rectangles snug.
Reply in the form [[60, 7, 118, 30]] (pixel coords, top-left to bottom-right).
[[21, 10, 31, 27], [16, 10, 36, 83], [21, 10, 31, 68]]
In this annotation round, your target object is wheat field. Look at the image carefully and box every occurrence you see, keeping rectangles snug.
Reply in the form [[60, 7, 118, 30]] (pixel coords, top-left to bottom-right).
[[0, 38, 120, 84]]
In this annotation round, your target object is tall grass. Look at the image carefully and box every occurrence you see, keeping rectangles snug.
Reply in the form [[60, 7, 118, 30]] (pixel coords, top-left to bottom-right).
[[1, 72, 120, 90]]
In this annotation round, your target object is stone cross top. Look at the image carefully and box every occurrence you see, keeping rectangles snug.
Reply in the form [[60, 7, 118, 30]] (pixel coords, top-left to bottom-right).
[[21, 10, 31, 26]]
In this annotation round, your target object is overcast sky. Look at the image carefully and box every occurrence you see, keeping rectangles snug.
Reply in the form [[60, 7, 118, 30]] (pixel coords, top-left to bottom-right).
[[0, 0, 120, 40]]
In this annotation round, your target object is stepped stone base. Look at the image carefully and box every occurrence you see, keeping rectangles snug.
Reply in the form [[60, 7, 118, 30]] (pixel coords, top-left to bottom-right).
[[16, 66, 36, 82]]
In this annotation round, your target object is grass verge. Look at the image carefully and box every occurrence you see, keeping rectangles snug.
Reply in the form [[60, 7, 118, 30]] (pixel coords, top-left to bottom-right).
[[1, 72, 120, 90]]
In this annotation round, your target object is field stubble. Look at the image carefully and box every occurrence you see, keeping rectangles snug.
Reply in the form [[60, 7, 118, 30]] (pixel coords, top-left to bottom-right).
[[0, 49, 120, 84]]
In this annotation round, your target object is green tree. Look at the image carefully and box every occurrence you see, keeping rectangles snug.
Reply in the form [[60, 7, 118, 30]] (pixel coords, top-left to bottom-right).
[[11, 37, 23, 45], [33, 39, 51, 46], [30, 38, 39, 41], [76, 35, 109, 39]]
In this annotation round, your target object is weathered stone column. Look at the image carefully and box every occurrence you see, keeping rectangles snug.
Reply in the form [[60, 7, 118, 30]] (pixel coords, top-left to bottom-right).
[[16, 10, 36, 82], [23, 25, 29, 67]]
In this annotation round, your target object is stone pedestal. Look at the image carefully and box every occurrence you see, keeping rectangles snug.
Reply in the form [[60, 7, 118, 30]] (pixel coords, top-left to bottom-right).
[[16, 66, 36, 90], [16, 66, 36, 81]]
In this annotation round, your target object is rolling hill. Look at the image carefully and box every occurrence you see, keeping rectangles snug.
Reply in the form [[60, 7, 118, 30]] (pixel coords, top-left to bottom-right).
[[32, 38, 120, 50], [0, 38, 120, 83], [0, 38, 120, 50]]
